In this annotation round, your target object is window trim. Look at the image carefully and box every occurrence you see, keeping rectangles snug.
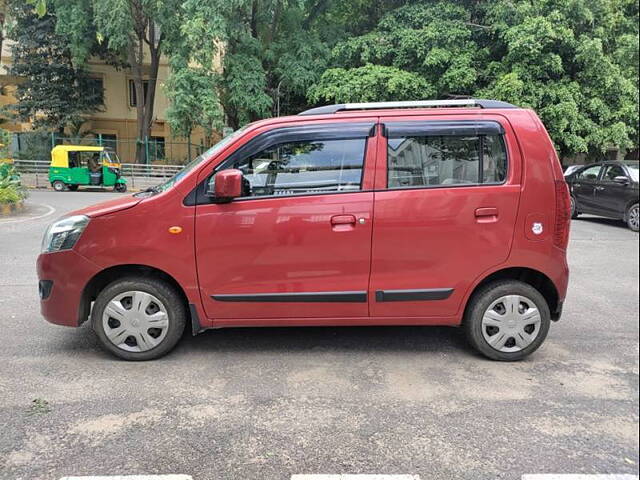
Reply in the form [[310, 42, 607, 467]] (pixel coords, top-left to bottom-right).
[[384, 121, 509, 191], [185, 123, 375, 205], [384, 120, 505, 138]]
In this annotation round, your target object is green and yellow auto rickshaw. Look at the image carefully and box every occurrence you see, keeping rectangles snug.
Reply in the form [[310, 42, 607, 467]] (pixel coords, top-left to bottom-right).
[[49, 145, 127, 192]]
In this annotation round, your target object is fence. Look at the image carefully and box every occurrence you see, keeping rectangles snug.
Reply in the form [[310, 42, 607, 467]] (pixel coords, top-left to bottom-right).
[[13, 159, 183, 191], [11, 132, 207, 166]]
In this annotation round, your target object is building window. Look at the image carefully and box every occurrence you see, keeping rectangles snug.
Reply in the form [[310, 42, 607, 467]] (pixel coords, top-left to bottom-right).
[[129, 79, 149, 107], [149, 136, 165, 162], [89, 77, 104, 105], [101, 134, 117, 153]]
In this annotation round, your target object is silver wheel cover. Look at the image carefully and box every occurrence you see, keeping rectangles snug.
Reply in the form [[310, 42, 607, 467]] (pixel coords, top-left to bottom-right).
[[481, 295, 542, 353], [629, 205, 639, 230], [102, 290, 169, 352]]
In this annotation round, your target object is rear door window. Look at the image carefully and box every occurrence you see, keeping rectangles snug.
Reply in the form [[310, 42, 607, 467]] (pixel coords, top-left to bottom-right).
[[385, 121, 508, 188]]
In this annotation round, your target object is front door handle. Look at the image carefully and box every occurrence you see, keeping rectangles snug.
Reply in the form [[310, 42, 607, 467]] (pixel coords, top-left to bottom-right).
[[475, 207, 499, 223], [595, 186, 605, 191], [331, 214, 356, 225], [330, 214, 357, 231]]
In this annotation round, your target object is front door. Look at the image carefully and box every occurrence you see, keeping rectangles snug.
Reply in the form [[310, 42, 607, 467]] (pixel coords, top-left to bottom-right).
[[195, 121, 377, 321], [572, 164, 602, 213], [369, 116, 521, 319], [596, 163, 630, 217]]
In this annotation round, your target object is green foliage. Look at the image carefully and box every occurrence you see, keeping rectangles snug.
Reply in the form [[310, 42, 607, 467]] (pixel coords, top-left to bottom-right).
[[14, 0, 639, 159], [0, 163, 26, 204], [312, 0, 639, 158], [7, 0, 103, 132], [309, 64, 435, 103], [166, 0, 330, 131], [165, 67, 223, 139], [0, 129, 11, 159]]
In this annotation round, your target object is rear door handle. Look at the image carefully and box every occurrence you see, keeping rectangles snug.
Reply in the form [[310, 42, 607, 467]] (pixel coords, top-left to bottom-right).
[[475, 207, 499, 217], [475, 207, 499, 223], [595, 186, 605, 191]]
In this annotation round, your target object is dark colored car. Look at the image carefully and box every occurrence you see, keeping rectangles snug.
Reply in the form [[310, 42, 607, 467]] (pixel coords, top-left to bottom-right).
[[566, 161, 639, 231]]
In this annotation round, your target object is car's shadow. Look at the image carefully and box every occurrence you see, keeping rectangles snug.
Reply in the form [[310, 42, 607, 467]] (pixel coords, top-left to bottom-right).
[[573, 215, 628, 230], [58, 323, 475, 360], [177, 324, 472, 357]]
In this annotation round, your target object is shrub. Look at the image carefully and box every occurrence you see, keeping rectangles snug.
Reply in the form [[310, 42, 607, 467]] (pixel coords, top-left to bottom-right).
[[0, 163, 27, 204]]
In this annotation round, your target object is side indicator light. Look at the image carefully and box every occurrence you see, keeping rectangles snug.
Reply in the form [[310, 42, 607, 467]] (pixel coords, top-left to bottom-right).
[[168, 226, 183, 234]]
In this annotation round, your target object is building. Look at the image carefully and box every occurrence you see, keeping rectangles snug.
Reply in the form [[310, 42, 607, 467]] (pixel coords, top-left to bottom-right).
[[1, 38, 211, 164]]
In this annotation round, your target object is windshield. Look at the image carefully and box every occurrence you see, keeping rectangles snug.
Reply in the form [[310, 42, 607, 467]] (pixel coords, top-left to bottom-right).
[[103, 151, 121, 164], [625, 162, 639, 182], [142, 127, 248, 194]]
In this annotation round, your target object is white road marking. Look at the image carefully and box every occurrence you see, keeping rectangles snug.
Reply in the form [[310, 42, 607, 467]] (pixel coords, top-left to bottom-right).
[[522, 475, 638, 479], [292, 476, 420, 480], [60, 476, 192, 480], [0, 203, 56, 225]]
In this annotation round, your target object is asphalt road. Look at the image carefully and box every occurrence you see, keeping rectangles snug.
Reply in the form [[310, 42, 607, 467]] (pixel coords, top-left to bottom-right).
[[1, 191, 638, 480]]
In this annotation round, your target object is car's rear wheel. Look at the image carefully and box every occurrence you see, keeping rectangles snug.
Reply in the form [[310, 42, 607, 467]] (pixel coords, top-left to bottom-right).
[[52, 180, 66, 192], [570, 195, 579, 219], [464, 280, 551, 361], [626, 203, 639, 232], [91, 277, 187, 360]]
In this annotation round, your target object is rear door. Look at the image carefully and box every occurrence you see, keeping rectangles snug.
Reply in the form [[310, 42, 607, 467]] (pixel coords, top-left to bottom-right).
[[194, 120, 377, 321], [369, 115, 521, 319]]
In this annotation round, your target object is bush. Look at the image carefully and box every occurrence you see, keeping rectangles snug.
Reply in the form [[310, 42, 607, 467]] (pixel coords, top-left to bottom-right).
[[0, 163, 27, 204]]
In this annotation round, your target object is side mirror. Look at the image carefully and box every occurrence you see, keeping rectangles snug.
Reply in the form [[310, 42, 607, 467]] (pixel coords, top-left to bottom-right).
[[209, 169, 243, 202], [613, 175, 630, 185]]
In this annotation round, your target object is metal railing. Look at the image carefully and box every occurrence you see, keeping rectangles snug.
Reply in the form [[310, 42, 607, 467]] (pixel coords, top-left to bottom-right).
[[12, 159, 183, 191]]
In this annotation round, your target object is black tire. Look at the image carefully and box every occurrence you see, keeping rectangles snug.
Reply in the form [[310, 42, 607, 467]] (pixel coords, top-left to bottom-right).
[[52, 180, 66, 192], [570, 195, 579, 219], [114, 183, 127, 193], [91, 276, 187, 361], [626, 203, 639, 232], [68, 185, 79, 191], [464, 280, 551, 361]]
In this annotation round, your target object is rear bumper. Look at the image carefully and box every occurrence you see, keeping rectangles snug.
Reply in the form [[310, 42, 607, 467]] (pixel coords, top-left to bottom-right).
[[36, 250, 101, 327]]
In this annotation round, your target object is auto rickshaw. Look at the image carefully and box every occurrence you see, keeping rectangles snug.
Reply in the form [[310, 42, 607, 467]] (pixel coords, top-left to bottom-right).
[[49, 145, 127, 192]]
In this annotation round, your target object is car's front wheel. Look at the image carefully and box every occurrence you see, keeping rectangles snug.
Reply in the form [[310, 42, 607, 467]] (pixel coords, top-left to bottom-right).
[[114, 183, 127, 193], [91, 277, 187, 360], [464, 280, 551, 361], [626, 203, 639, 232]]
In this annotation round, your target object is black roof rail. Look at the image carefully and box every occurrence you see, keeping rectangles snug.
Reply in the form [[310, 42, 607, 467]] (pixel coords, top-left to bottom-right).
[[298, 98, 517, 116]]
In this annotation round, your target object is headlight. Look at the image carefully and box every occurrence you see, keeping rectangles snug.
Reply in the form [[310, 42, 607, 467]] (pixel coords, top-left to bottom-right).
[[41, 215, 90, 253]]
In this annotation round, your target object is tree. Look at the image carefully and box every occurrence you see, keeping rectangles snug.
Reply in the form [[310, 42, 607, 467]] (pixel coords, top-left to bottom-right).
[[309, 0, 639, 159], [166, 0, 330, 134], [53, 0, 181, 162], [6, 1, 103, 133]]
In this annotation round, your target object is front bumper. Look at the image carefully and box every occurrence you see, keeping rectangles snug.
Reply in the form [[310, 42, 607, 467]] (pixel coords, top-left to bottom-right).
[[36, 250, 101, 327]]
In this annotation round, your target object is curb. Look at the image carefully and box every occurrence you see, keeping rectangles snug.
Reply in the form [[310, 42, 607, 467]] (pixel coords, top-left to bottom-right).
[[0, 201, 25, 216]]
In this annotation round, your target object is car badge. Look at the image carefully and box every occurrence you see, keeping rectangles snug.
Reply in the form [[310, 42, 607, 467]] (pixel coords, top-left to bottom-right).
[[532, 222, 544, 235]]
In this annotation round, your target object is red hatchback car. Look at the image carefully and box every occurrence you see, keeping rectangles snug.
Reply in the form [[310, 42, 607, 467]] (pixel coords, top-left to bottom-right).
[[37, 99, 570, 361]]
